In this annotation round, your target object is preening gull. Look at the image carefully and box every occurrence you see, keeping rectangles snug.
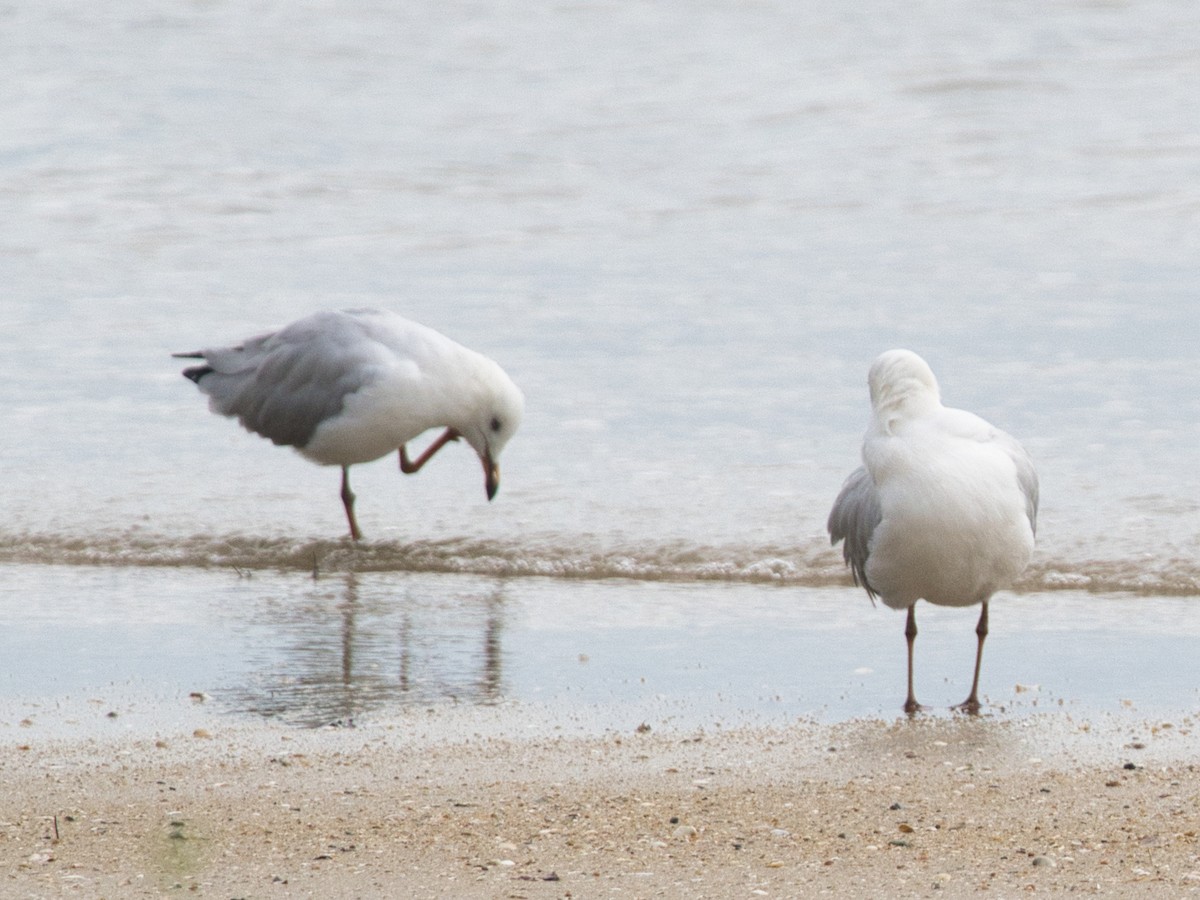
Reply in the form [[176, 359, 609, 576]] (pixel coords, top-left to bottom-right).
[[827, 349, 1038, 714], [175, 308, 524, 540]]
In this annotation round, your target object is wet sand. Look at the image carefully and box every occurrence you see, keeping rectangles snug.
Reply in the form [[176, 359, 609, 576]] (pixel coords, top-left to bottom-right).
[[4, 712, 1199, 898], [4, 568, 1199, 896]]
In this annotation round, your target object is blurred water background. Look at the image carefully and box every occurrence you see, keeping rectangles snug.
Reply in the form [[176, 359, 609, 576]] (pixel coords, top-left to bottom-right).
[[1, 0, 1198, 732]]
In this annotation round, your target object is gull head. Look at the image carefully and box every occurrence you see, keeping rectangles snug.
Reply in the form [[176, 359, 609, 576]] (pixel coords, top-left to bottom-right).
[[868, 349, 941, 416], [455, 361, 525, 501]]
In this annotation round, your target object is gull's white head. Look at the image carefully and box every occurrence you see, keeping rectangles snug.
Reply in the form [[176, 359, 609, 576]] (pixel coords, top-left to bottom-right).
[[455, 360, 525, 500], [867, 349, 941, 414]]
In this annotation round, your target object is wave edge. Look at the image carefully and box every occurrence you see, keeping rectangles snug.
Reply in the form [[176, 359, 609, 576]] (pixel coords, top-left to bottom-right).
[[1, 531, 1197, 596]]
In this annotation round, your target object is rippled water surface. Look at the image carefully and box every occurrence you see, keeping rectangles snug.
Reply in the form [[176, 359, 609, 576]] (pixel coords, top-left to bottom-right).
[[2, 0, 1198, 730]]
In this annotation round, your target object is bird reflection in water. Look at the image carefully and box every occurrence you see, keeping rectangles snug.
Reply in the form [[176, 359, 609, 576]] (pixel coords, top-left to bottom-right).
[[224, 573, 509, 727]]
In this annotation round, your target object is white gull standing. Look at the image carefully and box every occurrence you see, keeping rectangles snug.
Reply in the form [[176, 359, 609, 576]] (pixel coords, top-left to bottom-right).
[[175, 308, 524, 541], [827, 349, 1038, 714]]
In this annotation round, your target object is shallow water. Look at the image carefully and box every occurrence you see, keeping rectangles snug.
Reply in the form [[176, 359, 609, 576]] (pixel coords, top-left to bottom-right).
[[2, 1, 1199, 733], [3, 565, 1197, 740]]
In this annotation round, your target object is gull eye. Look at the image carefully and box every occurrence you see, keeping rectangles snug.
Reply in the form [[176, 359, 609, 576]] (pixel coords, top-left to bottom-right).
[[490, 417, 502, 433]]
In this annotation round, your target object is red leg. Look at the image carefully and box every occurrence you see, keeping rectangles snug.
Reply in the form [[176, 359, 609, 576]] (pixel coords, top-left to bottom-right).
[[399, 428, 460, 474], [340, 466, 362, 541], [956, 602, 989, 714], [904, 605, 924, 715]]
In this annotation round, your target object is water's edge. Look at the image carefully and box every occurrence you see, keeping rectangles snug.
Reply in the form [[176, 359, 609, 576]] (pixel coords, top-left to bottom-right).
[[3, 530, 1197, 596]]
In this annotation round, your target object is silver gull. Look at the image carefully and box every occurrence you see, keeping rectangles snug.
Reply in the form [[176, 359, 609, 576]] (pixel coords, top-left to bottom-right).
[[175, 308, 523, 540], [828, 349, 1038, 714]]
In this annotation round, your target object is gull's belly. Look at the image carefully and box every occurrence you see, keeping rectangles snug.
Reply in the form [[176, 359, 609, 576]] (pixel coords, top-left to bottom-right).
[[866, 472, 1034, 610], [298, 380, 431, 467]]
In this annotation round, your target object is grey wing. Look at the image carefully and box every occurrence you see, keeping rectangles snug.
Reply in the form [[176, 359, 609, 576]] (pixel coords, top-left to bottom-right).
[[998, 431, 1039, 537], [827, 466, 882, 599], [176, 313, 379, 449]]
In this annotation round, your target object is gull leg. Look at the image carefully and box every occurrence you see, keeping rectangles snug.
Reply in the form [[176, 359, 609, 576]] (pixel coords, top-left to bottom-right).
[[400, 427, 460, 474], [340, 466, 362, 542], [956, 601, 989, 714], [904, 605, 923, 715]]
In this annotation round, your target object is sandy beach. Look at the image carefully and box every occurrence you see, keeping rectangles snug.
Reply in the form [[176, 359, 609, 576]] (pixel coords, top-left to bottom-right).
[[4, 711, 1198, 898], [7, 0, 1200, 896], [4, 568, 1198, 899]]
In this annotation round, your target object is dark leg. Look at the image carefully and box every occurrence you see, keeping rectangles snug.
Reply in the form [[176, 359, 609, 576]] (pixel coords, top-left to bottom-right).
[[400, 427, 460, 474], [340, 465, 362, 542], [956, 601, 989, 714], [904, 605, 923, 714]]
